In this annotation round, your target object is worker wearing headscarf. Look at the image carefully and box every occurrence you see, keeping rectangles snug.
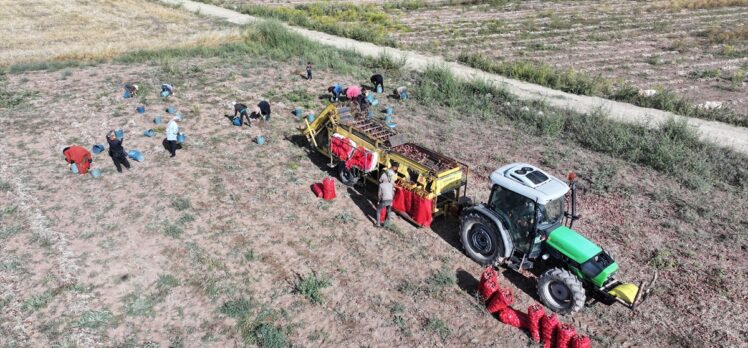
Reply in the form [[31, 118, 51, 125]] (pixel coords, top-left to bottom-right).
[[62, 146, 92, 175]]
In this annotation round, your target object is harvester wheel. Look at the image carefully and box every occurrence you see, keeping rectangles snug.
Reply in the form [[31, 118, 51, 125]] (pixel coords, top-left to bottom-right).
[[537, 268, 586, 314], [338, 163, 360, 186], [460, 212, 504, 265]]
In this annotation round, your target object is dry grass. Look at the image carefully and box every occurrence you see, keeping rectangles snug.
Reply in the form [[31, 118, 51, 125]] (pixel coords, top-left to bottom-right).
[[669, 0, 748, 9], [0, 0, 243, 66]]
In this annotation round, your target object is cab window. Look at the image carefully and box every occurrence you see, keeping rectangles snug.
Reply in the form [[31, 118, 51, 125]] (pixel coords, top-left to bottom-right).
[[489, 185, 535, 251]]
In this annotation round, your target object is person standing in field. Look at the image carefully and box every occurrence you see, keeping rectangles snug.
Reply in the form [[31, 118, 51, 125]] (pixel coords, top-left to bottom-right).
[[376, 173, 395, 227], [106, 130, 131, 173], [306, 62, 313, 80], [165, 116, 180, 157], [62, 145, 92, 175]]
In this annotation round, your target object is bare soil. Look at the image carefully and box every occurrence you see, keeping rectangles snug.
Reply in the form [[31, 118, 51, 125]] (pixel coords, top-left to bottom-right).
[[1, 53, 746, 347]]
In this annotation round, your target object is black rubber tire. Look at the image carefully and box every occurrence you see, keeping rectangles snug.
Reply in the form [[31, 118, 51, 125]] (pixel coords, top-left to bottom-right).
[[338, 162, 359, 186], [537, 268, 586, 314], [459, 212, 504, 265]]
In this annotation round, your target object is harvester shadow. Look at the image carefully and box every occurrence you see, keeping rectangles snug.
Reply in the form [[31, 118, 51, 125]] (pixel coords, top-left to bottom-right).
[[346, 186, 377, 225]]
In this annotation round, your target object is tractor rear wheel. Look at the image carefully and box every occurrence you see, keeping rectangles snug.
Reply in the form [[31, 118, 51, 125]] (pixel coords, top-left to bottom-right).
[[460, 212, 504, 265], [338, 163, 360, 186], [537, 268, 586, 314]]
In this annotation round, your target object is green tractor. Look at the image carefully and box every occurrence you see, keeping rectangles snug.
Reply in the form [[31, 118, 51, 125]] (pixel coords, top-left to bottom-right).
[[459, 163, 651, 314]]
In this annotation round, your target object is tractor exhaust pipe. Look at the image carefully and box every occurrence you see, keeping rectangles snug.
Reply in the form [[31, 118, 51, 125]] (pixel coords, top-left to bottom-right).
[[567, 172, 580, 229]]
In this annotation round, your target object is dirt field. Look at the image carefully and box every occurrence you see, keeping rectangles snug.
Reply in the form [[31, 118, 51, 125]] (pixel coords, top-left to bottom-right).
[[1, 45, 747, 347], [395, 0, 748, 114], [0, 0, 241, 66]]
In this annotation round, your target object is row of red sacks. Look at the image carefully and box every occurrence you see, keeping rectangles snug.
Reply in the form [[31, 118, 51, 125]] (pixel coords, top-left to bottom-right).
[[311, 177, 337, 201], [330, 135, 377, 173], [392, 185, 433, 227], [478, 267, 591, 348]]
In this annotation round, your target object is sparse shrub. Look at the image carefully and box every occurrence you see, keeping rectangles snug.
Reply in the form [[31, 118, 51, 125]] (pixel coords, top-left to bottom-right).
[[649, 249, 677, 270], [74, 310, 113, 329], [333, 211, 356, 224], [426, 264, 457, 292], [163, 222, 183, 238], [0, 225, 21, 240], [425, 317, 452, 341], [171, 196, 191, 211], [122, 292, 156, 317], [0, 180, 11, 191], [21, 291, 53, 312], [731, 68, 746, 87], [239, 309, 288, 348], [220, 298, 254, 318], [177, 213, 195, 225], [294, 272, 331, 304]]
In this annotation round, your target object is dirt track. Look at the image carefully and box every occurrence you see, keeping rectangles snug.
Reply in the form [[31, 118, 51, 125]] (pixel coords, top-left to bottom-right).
[[161, 0, 748, 156]]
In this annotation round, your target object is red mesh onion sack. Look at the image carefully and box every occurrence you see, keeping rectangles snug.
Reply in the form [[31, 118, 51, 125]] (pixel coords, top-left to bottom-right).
[[379, 206, 387, 223], [498, 308, 528, 329], [479, 267, 498, 286], [311, 183, 323, 198], [556, 323, 576, 348], [541, 313, 560, 348], [527, 304, 545, 342], [486, 288, 514, 313], [478, 277, 500, 300], [571, 335, 591, 348], [322, 177, 336, 200]]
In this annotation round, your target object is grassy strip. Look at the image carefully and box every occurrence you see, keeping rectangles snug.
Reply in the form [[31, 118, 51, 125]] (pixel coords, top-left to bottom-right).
[[4, 20, 746, 190], [231, 3, 403, 47], [457, 53, 746, 127], [242, 21, 746, 190]]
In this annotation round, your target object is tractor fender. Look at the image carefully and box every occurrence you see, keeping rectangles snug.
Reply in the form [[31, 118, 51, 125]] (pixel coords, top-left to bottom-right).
[[464, 205, 514, 259]]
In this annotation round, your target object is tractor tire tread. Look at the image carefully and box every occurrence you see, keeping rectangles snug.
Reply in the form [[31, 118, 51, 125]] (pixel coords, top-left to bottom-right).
[[537, 268, 586, 314]]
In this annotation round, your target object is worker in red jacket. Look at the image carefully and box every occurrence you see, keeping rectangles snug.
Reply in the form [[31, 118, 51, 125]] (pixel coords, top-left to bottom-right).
[[62, 146, 92, 175]]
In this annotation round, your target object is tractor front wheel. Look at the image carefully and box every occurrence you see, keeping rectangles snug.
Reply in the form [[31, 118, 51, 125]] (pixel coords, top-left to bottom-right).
[[460, 212, 504, 265], [537, 268, 586, 314], [338, 163, 360, 186]]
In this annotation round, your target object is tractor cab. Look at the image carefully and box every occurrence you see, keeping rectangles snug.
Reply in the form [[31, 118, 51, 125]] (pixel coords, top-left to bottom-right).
[[486, 164, 568, 260], [459, 163, 649, 314]]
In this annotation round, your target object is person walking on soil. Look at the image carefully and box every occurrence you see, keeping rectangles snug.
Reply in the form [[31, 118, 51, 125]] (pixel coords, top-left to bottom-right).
[[306, 62, 313, 80], [165, 116, 180, 157], [376, 173, 395, 227], [370, 74, 384, 93], [62, 145, 93, 175], [232, 101, 251, 126], [106, 130, 131, 173]]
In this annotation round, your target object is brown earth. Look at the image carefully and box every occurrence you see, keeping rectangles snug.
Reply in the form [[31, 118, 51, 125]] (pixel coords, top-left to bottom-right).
[[1, 52, 746, 347]]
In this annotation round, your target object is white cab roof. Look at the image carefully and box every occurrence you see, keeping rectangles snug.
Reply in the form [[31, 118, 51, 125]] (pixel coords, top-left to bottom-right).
[[489, 163, 569, 205]]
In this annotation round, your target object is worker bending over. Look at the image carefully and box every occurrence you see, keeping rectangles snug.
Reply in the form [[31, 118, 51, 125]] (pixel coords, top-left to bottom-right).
[[161, 83, 174, 97], [124, 83, 139, 98], [370, 74, 384, 93], [232, 102, 251, 126], [328, 84, 343, 102], [106, 130, 131, 173], [63, 146, 92, 175], [251, 100, 271, 121]]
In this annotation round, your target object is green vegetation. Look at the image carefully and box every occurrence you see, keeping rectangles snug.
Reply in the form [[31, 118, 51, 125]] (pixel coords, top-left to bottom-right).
[[457, 53, 746, 127], [21, 291, 53, 312], [74, 310, 114, 329], [235, 3, 403, 46], [218, 298, 288, 348], [294, 272, 331, 304], [425, 317, 452, 341], [171, 196, 191, 211]]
